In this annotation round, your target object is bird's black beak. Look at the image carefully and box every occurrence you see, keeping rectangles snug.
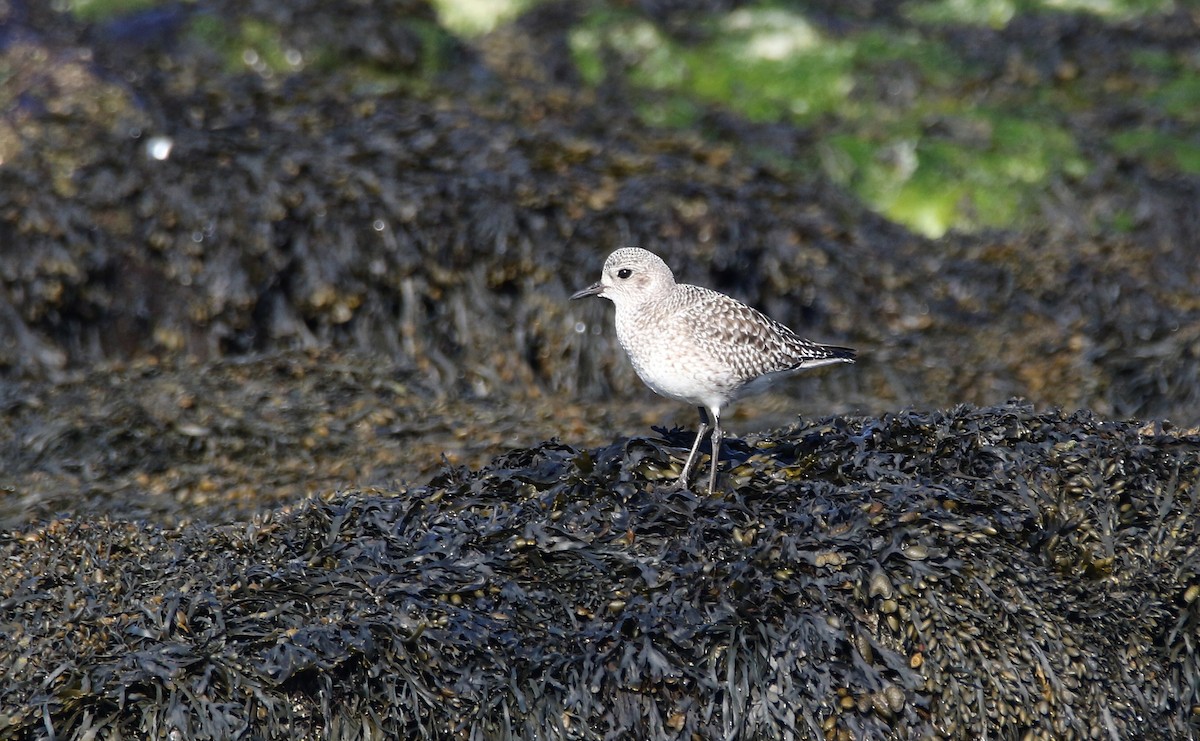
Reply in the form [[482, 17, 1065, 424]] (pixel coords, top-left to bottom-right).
[[570, 282, 604, 300]]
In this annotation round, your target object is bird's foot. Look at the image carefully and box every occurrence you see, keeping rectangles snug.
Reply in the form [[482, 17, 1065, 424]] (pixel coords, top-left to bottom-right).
[[669, 475, 693, 493]]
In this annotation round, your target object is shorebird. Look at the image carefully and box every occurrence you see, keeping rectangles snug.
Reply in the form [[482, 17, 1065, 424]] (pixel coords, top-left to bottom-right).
[[572, 247, 855, 495]]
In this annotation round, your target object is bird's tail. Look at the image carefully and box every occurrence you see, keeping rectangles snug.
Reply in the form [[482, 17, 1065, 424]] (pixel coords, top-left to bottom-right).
[[823, 345, 857, 362], [792, 344, 856, 370]]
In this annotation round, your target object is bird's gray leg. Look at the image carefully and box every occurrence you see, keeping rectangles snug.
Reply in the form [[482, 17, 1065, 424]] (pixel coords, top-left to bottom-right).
[[707, 413, 723, 497], [675, 407, 710, 489]]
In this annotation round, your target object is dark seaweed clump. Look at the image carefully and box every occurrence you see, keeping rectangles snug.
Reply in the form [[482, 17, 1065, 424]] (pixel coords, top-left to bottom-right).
[[2, 402, 1197, 739], [0, 350, 509, 529]]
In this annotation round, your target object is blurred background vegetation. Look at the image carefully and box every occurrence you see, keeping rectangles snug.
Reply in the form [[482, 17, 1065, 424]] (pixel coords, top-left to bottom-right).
[[3, 0, 1199, 526], [54, 0, 1200, 238]]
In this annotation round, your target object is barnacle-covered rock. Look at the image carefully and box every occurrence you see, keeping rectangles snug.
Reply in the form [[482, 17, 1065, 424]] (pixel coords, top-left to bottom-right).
[[2, 401, 1197, 739]]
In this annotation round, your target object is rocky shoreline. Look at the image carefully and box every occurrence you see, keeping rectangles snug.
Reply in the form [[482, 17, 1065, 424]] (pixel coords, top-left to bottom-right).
[[2, 1, 1199, 738]]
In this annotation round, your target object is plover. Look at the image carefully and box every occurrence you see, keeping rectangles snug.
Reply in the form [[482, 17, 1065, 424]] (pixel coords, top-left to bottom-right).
[[571, 247, 855, 496]]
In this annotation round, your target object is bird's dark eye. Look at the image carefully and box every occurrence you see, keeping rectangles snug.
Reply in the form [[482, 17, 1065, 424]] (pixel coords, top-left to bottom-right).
[[617, 268, 632, 279]]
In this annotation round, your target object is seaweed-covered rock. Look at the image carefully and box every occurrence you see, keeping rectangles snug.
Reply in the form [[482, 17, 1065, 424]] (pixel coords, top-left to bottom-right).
[[3, 402, 1197, 739], [0, 350, 623, 530], [2, 2, 1199, 423]]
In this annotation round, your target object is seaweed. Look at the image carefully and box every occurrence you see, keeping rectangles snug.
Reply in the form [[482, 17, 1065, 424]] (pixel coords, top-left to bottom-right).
[[3, 402, 1197, 739]]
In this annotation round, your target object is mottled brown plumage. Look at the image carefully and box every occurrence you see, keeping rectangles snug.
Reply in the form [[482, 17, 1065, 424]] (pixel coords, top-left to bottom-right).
[[572, 248, 855, 495]]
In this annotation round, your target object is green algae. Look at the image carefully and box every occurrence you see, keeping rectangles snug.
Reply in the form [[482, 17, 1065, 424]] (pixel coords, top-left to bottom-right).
[[568, 2, 1192, 236]]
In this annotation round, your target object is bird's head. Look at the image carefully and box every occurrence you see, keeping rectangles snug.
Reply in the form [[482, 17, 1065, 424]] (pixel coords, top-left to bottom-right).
[[570, 247, 676, 308]]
